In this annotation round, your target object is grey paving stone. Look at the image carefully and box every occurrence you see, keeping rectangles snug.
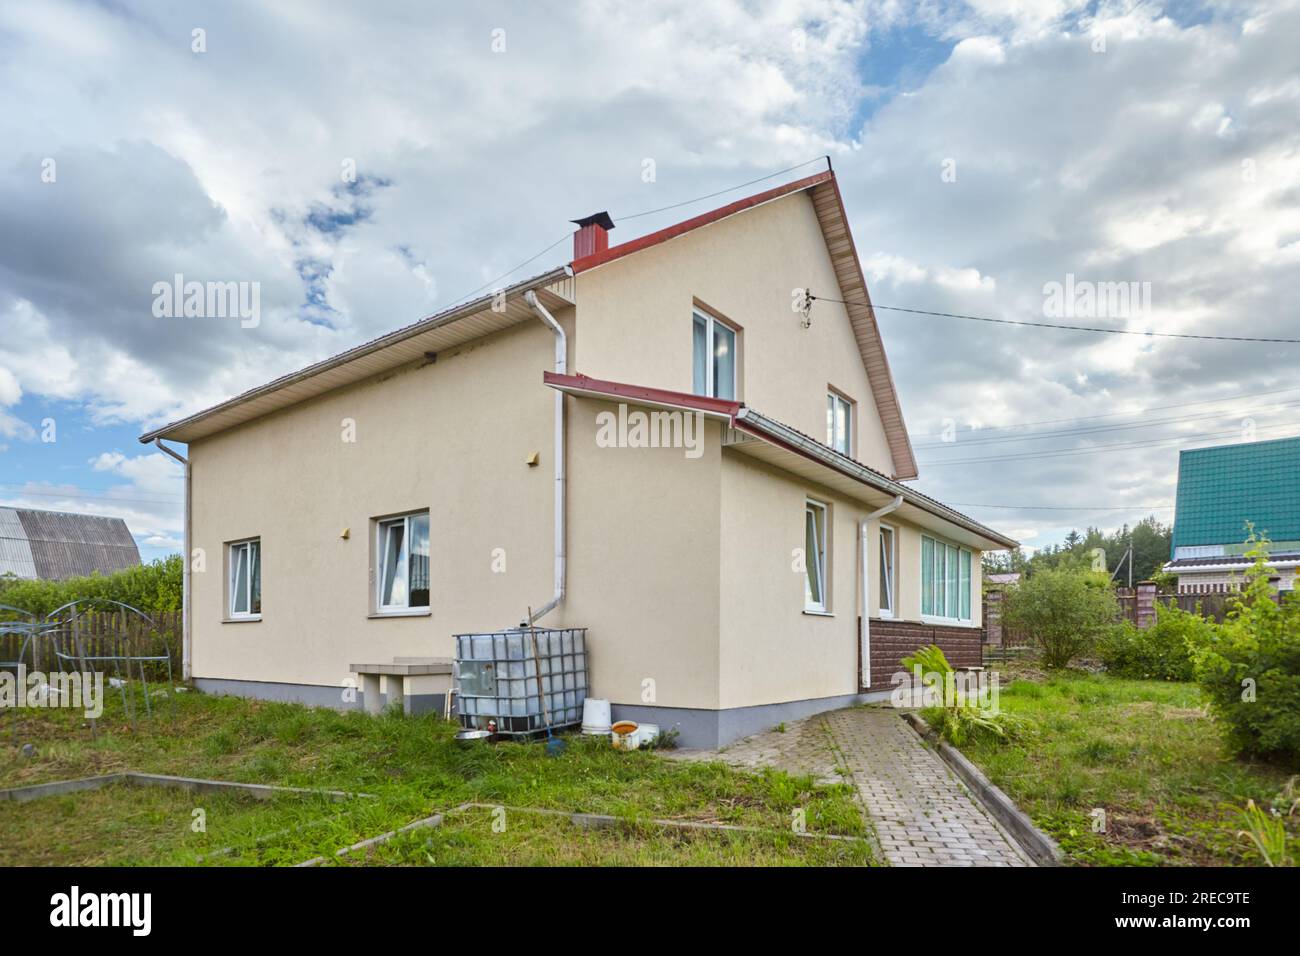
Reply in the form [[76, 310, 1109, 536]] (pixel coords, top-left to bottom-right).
[[665, 705, 1032, 867]]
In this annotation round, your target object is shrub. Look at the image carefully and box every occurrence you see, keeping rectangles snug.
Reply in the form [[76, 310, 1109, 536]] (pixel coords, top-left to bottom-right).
[[1001, 569, 1121, 668], [0, 555, 182, 618], [1186, 538, 1300, 764], [1099, 603, 1208, 681]]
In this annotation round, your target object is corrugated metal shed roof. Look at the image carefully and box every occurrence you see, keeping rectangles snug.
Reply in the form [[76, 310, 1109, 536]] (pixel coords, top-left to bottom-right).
[[1171, 436, 1300, 552], [0, 508, 38, 579], [0, 508, 141, 580]]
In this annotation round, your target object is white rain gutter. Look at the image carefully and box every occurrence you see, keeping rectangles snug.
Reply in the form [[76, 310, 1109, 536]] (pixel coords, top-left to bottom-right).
[[861, 495, 903, 691], [525, 290, 566, 624], [153, 438, 191, 681]]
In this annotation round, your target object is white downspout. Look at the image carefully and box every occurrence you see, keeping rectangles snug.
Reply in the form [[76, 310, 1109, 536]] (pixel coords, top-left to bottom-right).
[[524, 290, 566, 624], [153, 438, 191, 681], [861, 495, 903, 691]]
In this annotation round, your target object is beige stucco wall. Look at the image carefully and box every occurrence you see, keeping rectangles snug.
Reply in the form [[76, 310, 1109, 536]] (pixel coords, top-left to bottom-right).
[[189, 318, 563, 691], [716, 450, 983, 710], [573, 191, 896, 477], [562, 398, 723, 711], [185, 187, 994, 715]]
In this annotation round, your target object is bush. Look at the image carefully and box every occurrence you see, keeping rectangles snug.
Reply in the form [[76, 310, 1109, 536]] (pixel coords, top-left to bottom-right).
[[1186, 541, 1300, 765], [902, 644, 1026, 746], [0, 555, 182, 618], [1099, 603, 1208, 681], [1001, 569, 1121, 668]]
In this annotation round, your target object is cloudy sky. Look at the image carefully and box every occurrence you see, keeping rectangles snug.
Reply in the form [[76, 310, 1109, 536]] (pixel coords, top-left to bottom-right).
[[1, 0, 1297, 563]]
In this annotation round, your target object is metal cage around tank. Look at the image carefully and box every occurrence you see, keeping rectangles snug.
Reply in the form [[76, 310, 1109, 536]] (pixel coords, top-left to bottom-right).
[[453, 627, 588, 736]]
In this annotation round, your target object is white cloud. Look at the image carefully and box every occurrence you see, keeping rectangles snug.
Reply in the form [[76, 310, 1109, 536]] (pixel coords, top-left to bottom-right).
[[0, 0, 1296, 551]]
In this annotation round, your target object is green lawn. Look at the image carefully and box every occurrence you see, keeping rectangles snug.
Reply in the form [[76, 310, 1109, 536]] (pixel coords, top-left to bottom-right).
[[0, 689, 872, 866], [949, 670, 1299, 866]]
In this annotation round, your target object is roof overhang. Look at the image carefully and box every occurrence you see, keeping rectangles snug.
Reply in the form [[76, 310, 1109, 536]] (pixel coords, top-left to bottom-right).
[[544, 373, 1016, 552], [569, 169, 918, 481], [1164, 557, 1300, 574], [543, 371, 739, 420], [139, 268, 575, 445]]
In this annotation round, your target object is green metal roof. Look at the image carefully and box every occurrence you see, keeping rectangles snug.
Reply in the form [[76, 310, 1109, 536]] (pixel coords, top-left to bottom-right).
[[1171, 436, 1300, 554]]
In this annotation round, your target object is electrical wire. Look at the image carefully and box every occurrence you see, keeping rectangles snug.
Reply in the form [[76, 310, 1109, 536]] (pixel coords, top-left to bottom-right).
[[913, 397, 1300, 449], [911, 383, 1300, 438], [919, 419, 1298, 466], [440, 157, 833, 310], [947, 501, 1175, 512], [614, 157, 829, 222], [806, 295, 1300, 344]]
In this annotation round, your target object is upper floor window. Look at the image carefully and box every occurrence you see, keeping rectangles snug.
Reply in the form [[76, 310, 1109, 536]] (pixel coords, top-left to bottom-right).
[[827, 391, 852, 455], [921, 534, 972, 623], [376, 511, 430, 612], [228, 538, 261, 619], [692, 308, 736, 400]]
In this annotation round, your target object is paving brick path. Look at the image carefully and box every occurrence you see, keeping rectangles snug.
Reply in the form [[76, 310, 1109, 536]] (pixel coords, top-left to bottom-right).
[[669, 706, 1031, 867]]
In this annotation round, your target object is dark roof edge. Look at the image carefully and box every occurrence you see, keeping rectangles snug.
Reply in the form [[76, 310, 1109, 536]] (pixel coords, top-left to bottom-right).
[[138, 266, 574, 445]]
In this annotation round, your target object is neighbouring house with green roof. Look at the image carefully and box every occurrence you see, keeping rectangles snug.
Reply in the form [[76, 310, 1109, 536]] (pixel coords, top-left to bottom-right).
[[1164, 436, 1300, 594]]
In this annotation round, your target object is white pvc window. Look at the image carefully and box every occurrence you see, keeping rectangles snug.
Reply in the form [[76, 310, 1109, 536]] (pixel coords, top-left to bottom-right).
[[805, 499, 828, 612], [827, 392, 852, 455], [228, 539, 261, 618], [692, 309, 737, 400], [376, 512, 430, 612], [921, 534, 972, 622], [879, 524, 895, 618]]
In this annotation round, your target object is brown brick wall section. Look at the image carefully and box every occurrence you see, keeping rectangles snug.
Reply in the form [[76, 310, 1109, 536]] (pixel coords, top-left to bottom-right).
[[864, 618, 983, 693]]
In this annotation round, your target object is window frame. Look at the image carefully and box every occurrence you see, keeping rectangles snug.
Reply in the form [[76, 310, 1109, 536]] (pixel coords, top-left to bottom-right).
[[878, 522, 896, 618], [804, 498, 830, 614], [920, 533, 974, 625], [692, 307, 738, 400], [373, 511, 431, 615], [826, 389, 853, 456], [227, 537, 261, 620]]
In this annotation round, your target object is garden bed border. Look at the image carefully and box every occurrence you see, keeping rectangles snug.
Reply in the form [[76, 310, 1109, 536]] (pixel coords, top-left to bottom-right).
[[0, 771, 374, 804], [901, 712, 1063, 866]]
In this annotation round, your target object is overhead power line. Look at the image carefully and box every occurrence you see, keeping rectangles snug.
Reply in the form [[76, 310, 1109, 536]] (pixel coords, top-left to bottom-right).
[[615, 157, 829, 222], [913, 397, 1300, 449], [913, 383, 1300, 439], [873, 303, 1300, 343], [441, 156, 832, 311], [948, 501, 1175, 512], [0, 490, 184, 508], [919, 420, 1299, 466], [807, 296, 1300, 344]]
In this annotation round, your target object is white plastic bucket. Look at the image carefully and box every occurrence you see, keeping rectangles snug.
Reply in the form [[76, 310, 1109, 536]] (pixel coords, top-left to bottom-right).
[[581, 698, 612, 736], [632, 723, 660, 749]]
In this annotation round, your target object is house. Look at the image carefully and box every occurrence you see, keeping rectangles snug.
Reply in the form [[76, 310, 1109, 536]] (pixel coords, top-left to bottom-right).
[[138, 170, 1016, 748], [0, 507, 141, 580], [1164, 436, 1300, 594]]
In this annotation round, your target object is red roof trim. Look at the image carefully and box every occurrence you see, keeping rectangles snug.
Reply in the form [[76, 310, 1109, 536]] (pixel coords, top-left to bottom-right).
[[543, 371, 1014, 547], [570, 171, 835, 274], [543, 372, 742, 419]]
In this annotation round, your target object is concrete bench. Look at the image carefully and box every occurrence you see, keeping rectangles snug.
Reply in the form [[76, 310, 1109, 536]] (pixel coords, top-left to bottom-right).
[[349, 657, 453, 715]]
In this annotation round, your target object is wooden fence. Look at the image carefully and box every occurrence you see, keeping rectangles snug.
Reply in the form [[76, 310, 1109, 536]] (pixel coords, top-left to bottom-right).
[[982, 588, 1032, 648], [984, 582, 1248, 645], [1115, 586, 1237, 625], [0, 609, 181, 678]]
